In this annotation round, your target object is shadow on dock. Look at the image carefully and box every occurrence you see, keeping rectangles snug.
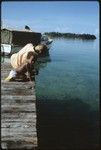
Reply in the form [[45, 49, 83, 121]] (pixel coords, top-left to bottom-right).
[[36, 97, 100, 150]]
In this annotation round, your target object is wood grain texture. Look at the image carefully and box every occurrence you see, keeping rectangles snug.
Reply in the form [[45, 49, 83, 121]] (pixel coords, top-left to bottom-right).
[[1, 62, 38, 149]]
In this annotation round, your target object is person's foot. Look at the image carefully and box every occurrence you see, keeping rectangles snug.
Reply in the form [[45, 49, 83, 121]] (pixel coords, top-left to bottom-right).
[[5, 76, 15, 82]]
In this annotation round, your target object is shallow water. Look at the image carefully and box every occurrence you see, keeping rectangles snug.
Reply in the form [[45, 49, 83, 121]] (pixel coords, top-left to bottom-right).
[[35, 38, 99, 149], [36, 38, 99, 110]]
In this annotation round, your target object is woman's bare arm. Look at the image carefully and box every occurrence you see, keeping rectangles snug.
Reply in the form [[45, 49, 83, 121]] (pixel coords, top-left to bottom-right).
[[26, 63, 32, 82]]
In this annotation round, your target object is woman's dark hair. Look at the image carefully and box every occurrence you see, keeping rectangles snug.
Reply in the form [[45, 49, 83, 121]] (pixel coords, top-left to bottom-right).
[[34, 44, 47, 53], [27, 51, 37, 61]]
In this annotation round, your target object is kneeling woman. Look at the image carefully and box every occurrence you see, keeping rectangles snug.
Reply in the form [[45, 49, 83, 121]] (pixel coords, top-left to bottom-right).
[[5, 51, 38, 82]]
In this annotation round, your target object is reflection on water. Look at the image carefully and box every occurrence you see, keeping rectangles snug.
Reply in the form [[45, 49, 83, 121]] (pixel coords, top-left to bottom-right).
[[36, 38, 99, 149]]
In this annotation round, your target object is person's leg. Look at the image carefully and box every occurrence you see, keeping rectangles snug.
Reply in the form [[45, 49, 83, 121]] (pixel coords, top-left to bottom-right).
[[15, 63, 28, 81], [17, 73, 28, 81], [5, 70, 17, 81]]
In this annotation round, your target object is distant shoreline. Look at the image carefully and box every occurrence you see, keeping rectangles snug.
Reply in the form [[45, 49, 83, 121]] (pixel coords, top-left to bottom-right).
[[44, 32, 96, 40]]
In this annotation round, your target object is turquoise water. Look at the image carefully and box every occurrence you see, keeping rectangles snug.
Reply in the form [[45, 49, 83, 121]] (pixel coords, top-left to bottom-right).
[[36, 38, 99, 149], [36, 38, 99, 110]]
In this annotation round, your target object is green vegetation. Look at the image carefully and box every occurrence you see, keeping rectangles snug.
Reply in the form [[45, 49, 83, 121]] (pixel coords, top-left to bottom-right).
[[44, 32, 96, 40]]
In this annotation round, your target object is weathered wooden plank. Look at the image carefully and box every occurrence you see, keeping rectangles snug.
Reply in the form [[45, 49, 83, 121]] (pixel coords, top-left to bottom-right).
[[1, 120, 37, 125], [2, 112, 36, 120], [1, 86, 36, 91], [1, 89, 35, 96], [1, 95, 36, 102], [1, 95, 36, 99], [1, 61, 38, 149], [1, 82, 35, 89], [1, 142, 37, 149], [2, 136, 37, 141], [1, 142, 37, 150], [2, 138, 37, 145], [2, 127, 37, 134], [1, 80, 35, 85], [2, 83, 35, 87], [2, 104, 36, 113], [1, 96, 36, 102], [1, 122, 36, 128]]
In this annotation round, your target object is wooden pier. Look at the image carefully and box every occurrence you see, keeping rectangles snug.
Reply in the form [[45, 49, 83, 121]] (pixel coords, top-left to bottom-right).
[[1, 61, 38, 149]]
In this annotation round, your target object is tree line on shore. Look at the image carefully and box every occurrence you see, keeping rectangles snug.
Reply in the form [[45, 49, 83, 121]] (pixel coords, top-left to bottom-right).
[[44, 32, 96, 40]]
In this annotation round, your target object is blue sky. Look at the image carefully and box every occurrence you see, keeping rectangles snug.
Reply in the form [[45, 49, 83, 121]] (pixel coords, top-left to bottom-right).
[[1, 1, 99, 35]]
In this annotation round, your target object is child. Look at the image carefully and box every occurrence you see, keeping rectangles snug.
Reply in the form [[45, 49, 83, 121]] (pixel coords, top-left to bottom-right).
[[5, 51, 38, 82]]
